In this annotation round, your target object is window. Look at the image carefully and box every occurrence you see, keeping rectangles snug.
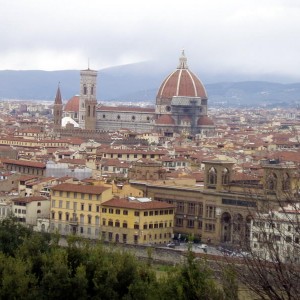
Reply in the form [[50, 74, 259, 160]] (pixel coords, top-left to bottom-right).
[[51, 211, 55, 219], [123, 222, 128, 228], [102, 208, 107, 213], [95, 216, 100, 225], [80, 215, 84, 224], [123, 210, 128, 215], [149, 211, 154, 216], [52, 200, 56, 208], [134, 224, 139, 229], [115, 220, 120, 227], [81, 193, 85, 199], [144, 211, 148, 216], [96, 205, 100, 213], [143, 224, 147, 229], [159, 222, 163, 228], [134, 211, 140, 217], [73, 202, 77, 210], [116, 209, 120, 215], [108, 220, 113, 226], [89, 194, 92, 200], [74, 192, 77, 199], [198, 203, 203, 216], [81, 204, 84, 211], [188, 202, 195, 214], [154, 211, 158, 216], [206, 206, 216, 218], [176, 218, 183, 227], [88, 205, 92, 212], [102, 219, 106, 226], [187, 219, 194, 228], [177, 202, 184, 213], [66, 213, 69, 221], [66, 201, 70, 209], [37, 202, 41, 206], [59, 200, 63, 208], [208, 167, 217, 185], [88, 215, 92, 224], [205, 223, 215, 232], [198, 221, 202, 229], [109, 208, 114, 214], [58, 212, 62, 220], [149, 223, 153, 229]]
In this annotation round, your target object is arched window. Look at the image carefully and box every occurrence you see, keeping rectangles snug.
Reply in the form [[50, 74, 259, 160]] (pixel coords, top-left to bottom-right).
[[208, 167, 217, 185], [222, 168, 230, 184], [282, 173, 290, 191], [267, 173, 277, 190], [83, 85, 87, 95], [91, 85, 94, 95], [88, 105, 91, 117]]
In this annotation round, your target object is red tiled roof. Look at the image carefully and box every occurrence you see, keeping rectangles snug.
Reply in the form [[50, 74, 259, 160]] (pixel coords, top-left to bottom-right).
[[198, 116, 214, 126], [156, 52, 207, 101], [64, 95, 79, 112], [1, 158, 46, 168], [155, 114, 175, 125], [12, 196, 48, 203], [51, 183, 110, 194], [102, 198, 175, 210]]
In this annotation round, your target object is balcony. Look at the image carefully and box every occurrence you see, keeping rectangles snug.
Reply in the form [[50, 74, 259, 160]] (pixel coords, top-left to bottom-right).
[[69, 218, 78, 226]]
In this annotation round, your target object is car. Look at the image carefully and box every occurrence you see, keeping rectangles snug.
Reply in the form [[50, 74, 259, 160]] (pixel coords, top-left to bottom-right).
[[167, 242, 176, 248], [197, 243, 208, 250]]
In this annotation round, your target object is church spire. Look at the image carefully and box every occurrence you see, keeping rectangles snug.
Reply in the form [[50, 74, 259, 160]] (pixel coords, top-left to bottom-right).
[[178, 49, 188, 69], [54, 83, 62, 105]]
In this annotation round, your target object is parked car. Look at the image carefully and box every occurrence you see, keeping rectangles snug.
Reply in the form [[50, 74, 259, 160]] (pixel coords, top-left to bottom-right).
[[167, 242, 176, 248], [197, 243, 208, 250]]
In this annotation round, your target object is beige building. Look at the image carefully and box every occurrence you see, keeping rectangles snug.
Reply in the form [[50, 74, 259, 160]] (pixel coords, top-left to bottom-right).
[[50, 183, 113, 237], [101, 197, 175, 245], [12, 196, 50, 226], [130, 159, 298, 245]]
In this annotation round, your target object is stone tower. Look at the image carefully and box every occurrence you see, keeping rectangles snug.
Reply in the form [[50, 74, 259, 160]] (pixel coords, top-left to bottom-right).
[[78, 68, 97, 130], [53, 84, 63, 130]]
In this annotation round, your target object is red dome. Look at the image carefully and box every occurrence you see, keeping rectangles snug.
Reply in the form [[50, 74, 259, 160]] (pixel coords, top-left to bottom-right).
[[156, 51, 207, 102], [197, 116, 214, 126], [155, 114, 175, 125], [64, 95, 79, 112]]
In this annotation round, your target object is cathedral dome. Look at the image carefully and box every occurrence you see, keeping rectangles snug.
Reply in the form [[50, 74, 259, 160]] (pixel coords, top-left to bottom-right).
[[64, 95, 79, 112], [156, 51, 207, 103], [197, 116, 214, 126]]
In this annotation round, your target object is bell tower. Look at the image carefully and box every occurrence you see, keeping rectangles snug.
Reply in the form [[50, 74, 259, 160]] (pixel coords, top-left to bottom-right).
[[53, 84, 63, 130], [79, 68, 97, 130]]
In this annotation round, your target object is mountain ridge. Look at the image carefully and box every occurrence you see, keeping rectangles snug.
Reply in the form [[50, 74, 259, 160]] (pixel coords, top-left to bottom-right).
[[0, 64, 300, 107]]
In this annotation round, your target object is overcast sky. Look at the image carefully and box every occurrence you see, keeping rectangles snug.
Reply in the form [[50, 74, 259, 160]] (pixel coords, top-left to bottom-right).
[[1, 0, 300, 81]]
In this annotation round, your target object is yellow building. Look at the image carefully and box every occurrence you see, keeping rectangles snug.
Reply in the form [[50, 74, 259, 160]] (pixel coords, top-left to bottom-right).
[[50, 183, 112, 237], [101, 197, 175, 245]]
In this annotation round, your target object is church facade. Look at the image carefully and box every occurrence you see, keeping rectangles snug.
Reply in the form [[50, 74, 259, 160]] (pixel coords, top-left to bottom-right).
[[58, 51, 215, 137]]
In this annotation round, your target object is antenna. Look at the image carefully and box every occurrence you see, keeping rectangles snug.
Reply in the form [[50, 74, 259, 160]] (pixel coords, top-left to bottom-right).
[[88, 58, 90, 70]]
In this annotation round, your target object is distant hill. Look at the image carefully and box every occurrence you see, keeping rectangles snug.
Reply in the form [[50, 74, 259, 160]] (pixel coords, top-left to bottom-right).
[[0, 63, 300, 107]]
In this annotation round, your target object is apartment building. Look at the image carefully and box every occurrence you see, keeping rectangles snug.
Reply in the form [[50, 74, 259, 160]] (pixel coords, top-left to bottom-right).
[[101, 197, 175, 245], [50, 183, 112, 238]]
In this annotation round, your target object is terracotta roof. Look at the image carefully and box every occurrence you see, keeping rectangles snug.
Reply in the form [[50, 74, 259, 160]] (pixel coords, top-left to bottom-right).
[[12, 196, 48, 203], [198, 116, 214, 126], [1, 158, 46, 168], [64, 95, 79, 112], [155, 114, 175, 125], [102, 197, 175, 210], [156, 51, 207, 101], [51, 183, 110, 194]]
